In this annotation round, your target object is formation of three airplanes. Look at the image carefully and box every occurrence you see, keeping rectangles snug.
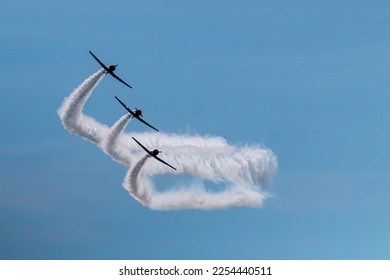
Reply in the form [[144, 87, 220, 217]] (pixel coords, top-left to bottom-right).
[[89, 51, 177, 171]]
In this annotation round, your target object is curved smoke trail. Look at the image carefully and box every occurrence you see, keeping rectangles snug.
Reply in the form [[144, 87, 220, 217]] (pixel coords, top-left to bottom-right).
[[125, 155, 151, 206], [58, 70, 278, 210], [101, 113, 133, 167], [57, 69, 108, 144]]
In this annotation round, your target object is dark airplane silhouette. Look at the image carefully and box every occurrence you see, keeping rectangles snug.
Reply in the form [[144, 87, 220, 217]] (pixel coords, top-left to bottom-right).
[[132, 137, 176, 171], [89, 51, 132, 89], [115, 96, 159, 132]]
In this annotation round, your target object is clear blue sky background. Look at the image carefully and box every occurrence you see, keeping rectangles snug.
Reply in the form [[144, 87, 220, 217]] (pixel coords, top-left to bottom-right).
[[1, 1, 389, 259]]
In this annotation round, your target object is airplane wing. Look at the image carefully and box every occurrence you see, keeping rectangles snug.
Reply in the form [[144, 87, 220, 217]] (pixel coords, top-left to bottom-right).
[[115, 96, 135, 116], [154, 155, 177, 171], [132, 137, 176, 170], [89, 51, 110, 72], [115, 96, 159, 132], [135, 116, 159, 132], [109, 71, 133, 89], [132, 137, 153, 156]]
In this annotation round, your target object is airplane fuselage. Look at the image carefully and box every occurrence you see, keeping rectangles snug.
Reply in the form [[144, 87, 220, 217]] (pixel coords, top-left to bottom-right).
[[151, 150, 160, 156], [134, 109, 142, 117], [108, 65, 116, 72]]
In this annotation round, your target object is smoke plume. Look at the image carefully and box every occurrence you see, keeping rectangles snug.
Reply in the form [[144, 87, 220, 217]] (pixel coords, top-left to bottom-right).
[[58, 70, 278, 210]]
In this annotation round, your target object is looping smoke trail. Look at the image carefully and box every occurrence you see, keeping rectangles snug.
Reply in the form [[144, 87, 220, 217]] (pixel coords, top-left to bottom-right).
[[57, 69, 108, 144], [58, 71, 278, 210], [121, 142, 276, 210], [124, 153, 270, 211]]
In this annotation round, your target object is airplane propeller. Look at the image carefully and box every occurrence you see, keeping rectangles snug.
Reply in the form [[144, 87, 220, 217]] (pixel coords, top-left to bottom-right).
[[135, 108, 143, 117]]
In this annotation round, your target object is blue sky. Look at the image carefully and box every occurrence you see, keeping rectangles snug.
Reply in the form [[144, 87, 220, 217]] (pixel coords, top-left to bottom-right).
[[1, 1, 389, 259]]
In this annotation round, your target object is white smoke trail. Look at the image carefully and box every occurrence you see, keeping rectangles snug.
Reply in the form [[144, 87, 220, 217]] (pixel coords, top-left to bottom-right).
[[123, 153, 270, 210], [58, 71, 278, 210], [125, 155, 152, 206], [101, 113, 133, 167], [57, 69, 108, 144]]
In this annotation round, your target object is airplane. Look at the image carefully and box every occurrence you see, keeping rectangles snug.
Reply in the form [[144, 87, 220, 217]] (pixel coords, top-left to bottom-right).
[[132, 137, 177, 171], [115, 96, 159, 132], [89, 51, 133, 89]]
